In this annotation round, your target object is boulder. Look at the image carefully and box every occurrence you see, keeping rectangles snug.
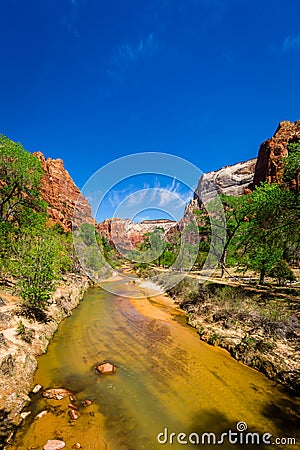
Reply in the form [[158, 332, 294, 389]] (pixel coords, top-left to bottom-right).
[[69, 409, 80, 420], [35, 410, 48, 420], [96, 362, 116, 374], [43, 440, 66, 450], [43, 388, 71, 400], [32, 384, 43, 394], [80, 399, 93, 407], [68, 403, 78, 410]]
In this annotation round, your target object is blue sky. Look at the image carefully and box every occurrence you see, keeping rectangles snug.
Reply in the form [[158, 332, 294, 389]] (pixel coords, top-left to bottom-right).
[[1, 0, 300, 220]]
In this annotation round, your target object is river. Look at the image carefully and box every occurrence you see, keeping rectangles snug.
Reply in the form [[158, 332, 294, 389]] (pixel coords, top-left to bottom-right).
[[9, 280, 300, 449]]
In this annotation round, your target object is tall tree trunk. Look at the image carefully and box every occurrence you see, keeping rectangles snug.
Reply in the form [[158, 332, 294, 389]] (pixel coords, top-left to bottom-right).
[[259, 267, 265, 285], [220, 250, 227, 278]]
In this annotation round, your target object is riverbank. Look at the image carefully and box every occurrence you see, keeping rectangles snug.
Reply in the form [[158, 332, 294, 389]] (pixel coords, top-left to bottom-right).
[[152, 273, 300, 394], [0, 273, 90, 447]]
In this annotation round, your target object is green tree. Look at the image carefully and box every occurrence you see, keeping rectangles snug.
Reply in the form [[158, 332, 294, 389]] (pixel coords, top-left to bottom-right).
[[270, 259, 296, 286], [239, 183, 295, 284], [194, 194, 251, 277], [0, 135, 45, 224], [12, 229, 70, 315], [283, 140, 300, 192]]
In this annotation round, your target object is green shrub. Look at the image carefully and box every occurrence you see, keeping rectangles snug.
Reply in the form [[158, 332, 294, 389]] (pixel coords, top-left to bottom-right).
[[16, 320, 34, 344], [270, 260, 296, 286]]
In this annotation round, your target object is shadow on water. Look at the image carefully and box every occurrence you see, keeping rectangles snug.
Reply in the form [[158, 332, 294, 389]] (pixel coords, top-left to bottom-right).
[[261, 394, 300, 436], [187, 409, 272, 450]]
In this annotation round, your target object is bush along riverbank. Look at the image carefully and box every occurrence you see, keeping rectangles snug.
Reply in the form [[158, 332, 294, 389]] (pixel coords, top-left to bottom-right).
[[0, 273, 91, 448], [155, 275, 300, 394]]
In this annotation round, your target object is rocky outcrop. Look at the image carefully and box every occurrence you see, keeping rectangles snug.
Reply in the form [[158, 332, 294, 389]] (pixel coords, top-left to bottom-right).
[[194, 158, 257, 206], [34, 152, 94, 231], [96, 218, 178, 250], [250, 120, 300, 191]]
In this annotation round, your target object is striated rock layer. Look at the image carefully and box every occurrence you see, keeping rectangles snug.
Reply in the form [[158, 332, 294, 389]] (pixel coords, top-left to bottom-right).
[[194, 158, 257, 205], [97, 218, 178, 250], [34, 152, 94, 231], [250, 120, 300, 191]]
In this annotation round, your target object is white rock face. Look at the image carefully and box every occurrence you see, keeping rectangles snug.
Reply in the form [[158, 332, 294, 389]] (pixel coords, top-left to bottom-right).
[[194, 158, 257, 203]]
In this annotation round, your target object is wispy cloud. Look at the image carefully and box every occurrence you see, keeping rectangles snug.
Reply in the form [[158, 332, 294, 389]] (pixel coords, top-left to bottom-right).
[[107, 32, 160, 80], [127, 183, 150, 206], [281, 34, 300, 51], [67, 0, 80, 37], [108, 179, 193, 221]]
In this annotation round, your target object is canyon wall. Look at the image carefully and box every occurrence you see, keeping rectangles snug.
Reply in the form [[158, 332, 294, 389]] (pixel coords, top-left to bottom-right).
[[250, 120, 300, 191], [34, 152, 94, 231], [193, 158, 257, 206], [96, 218, 178, 250]]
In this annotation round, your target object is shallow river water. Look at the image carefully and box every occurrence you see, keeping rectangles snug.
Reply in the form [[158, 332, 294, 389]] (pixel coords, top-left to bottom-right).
[[10, 280, 300, 449]]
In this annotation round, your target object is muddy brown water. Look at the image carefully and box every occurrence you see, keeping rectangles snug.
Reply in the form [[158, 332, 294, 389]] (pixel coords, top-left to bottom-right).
[[9, 280, 300, 449]]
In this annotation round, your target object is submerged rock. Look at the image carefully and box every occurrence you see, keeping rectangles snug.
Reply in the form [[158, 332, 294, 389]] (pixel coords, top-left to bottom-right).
[[72, 443, 82, 449], [35, 410, 48, 420], [43, 440, 66, 450], [43, 388, 71, 400], [80, 399, 93, 407], [96, 362, 116, 374], [32, 384, 43, 394], [69, 409, 80, 420], [68, 403, 78, 410], [20, 411, 31, 420]]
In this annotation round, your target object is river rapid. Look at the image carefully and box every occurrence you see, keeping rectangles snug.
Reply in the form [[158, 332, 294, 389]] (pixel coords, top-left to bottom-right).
[[9, 280, 300, 450]]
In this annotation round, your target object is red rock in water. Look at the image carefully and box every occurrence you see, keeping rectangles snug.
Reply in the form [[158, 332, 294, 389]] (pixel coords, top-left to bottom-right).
[[68, 403, 78, 410], [80, 399, 93, 407], [43, 440, 66, 450], [42, 388, 71, 400], [96, 362, 116, 374], [69, 409, 80, 420]]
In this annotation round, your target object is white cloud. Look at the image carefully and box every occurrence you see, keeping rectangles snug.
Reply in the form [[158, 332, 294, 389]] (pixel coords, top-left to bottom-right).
[[127, 185, 150, 206], [108, 191, 121, 208], [67, 0, 80, 37], [281, 34, 300, 51], [113, 33, 158, 66], [105, 179, 194, 221], [107, 32, 160, 79]]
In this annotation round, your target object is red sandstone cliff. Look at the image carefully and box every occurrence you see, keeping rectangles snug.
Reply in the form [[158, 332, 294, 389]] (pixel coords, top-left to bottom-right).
[[34, 152, 94, 231], [251, 120, 300, 191]]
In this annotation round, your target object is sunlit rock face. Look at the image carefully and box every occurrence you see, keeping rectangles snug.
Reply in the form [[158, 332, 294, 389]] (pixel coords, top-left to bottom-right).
[[193, 158, 257, 205], [250, 120, 300, 192], [34, 152, 94, 231], [96, 218, 178, 250]]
